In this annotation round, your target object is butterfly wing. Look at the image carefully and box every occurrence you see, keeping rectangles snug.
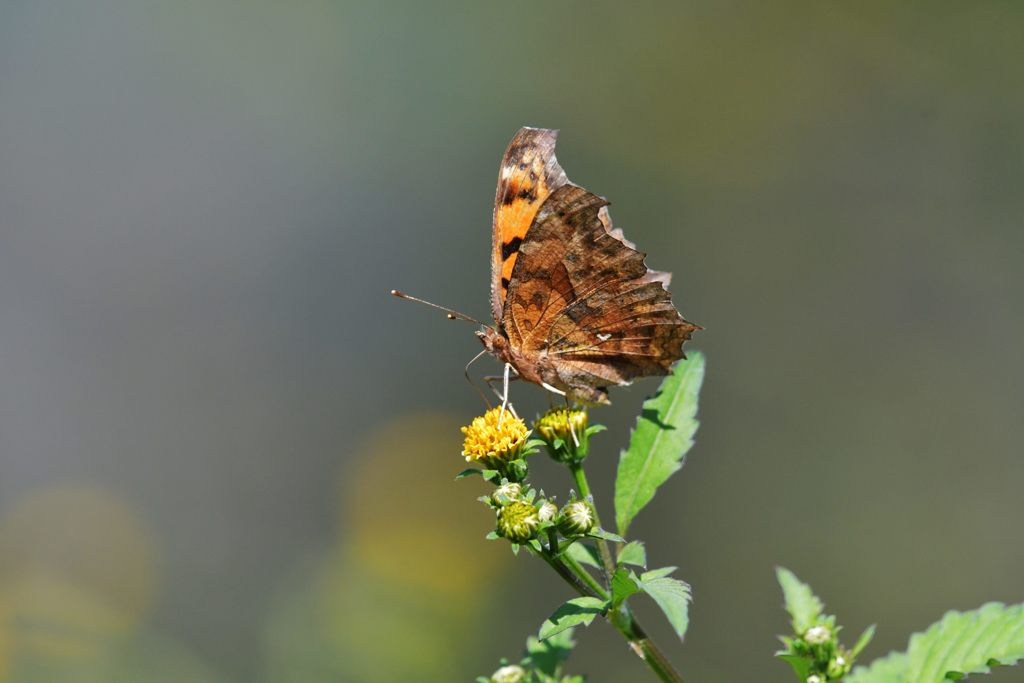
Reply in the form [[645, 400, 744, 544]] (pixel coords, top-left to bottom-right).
[[502, 184, 698, 404], [491, 128, 569, 323]]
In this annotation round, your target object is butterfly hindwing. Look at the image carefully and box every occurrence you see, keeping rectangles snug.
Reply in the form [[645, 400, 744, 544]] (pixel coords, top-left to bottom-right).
[[490, 128, 569, 323], [502, 185, 698, 404]]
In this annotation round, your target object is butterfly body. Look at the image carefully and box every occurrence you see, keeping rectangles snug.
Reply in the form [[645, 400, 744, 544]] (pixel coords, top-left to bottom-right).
[[480, 128, 699, 405]]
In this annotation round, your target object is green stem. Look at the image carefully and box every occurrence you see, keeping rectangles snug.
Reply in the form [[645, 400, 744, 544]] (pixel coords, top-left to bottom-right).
[[531, 546, 598, 599], [539, 548, 685, 683], [560, 547, 610, 599], [569, 463, 617, 584], [547, 528, 559, 555]]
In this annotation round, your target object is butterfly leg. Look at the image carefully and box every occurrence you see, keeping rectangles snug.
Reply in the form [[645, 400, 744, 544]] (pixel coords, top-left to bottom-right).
[[483, 368, 520, 420], [498, 362, 512, 423]]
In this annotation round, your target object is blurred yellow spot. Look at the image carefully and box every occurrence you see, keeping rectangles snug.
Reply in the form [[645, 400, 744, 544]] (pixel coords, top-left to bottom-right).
[[344, 414, 507, 598], [0, 484, 159, 667]]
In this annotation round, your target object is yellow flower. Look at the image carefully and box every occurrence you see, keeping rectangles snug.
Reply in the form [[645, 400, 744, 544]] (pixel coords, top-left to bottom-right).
[[461, 408, 529, 468]]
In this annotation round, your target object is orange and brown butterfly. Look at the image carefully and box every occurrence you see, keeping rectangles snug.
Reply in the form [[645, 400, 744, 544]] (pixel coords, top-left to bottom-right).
[[395, 127, 699, 405]]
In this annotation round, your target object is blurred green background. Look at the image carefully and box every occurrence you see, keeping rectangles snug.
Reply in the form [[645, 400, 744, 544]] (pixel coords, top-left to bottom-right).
[[1, 2, 1022, 681]]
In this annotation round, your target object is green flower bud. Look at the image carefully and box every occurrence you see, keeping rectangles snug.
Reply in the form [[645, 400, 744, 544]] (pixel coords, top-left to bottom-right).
[[558, 500, 595, 535], [491, 664, 526, 683], [827, 654, 849, 679], [804, 625, 831, 645], [535, 408, 590, 463], [497, 501, 540, 543], [537, 500, 558, 523], [491, 482, 522, 505]]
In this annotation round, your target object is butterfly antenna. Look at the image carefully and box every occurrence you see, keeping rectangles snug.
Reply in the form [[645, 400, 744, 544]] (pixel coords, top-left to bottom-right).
[[390, 290, 484, 325]]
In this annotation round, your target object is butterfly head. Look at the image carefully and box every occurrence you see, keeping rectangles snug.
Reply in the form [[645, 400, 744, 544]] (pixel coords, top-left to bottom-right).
[[475, 326, 511, 364]]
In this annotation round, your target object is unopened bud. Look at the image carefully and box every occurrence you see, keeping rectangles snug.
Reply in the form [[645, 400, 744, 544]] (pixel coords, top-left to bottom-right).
[[497, 501, 540, 543], [491, 664, 526, 683], [537, 500, 558, 523], [558, 500, 595, 535], [804, 625, 831, 645]]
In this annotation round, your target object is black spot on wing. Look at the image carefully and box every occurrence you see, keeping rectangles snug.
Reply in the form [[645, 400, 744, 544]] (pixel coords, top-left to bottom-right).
[[501, 236, 523, 262]]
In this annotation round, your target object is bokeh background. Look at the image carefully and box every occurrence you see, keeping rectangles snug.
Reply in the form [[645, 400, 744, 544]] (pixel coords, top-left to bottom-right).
[[1, 2, 1022, 681]]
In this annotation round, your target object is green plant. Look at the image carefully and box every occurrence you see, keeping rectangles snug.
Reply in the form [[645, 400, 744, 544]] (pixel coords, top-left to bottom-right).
[[463, 355, 704, 683], [461, 355, 1024, 682], [776, 568, 1024, 683]]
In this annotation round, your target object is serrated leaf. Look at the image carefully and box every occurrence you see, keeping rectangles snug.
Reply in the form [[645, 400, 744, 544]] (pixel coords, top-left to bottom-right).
[[610, 568, 641, 608], [910, 602, 1024, 681], [637, 568, 691, 640], [538, 597, 607, 640], [848, 602, 1024, 683], [776, 567, 824, 634], [525, 628, 577, 676], [641, 566, 677, 580], [615, 353, 704, 535], [846, 651, 908, 683], [617, 541, 647, 568], [563, 541, 601, 569]]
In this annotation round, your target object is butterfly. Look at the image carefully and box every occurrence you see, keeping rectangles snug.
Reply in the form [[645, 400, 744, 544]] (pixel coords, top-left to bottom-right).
[[395, 127, 699, 405]]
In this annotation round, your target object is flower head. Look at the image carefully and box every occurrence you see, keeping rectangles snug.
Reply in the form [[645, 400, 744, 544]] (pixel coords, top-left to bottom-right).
[[491, 664, 526, 683], [462, 408, 530, 470], [491, 482, 523, 506], [558, 499, 596, 535], [537, 500, 558, 523], [827, 654, 849, 679], [535, 407, 590, 463], [804, 625, 831, 645], [497, 501, 540, 543]]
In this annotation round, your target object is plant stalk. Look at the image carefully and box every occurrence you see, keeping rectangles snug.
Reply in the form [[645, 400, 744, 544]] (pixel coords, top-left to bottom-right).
[[542, 548, 685, 683]]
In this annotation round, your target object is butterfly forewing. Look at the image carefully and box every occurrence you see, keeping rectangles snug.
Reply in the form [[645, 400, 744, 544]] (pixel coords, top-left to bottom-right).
[[490, 128, 569, 323]]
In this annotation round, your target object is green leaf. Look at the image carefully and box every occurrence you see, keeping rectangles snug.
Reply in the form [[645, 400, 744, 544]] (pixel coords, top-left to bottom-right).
[[538, 597, 607, 640], [637, 567, 691, 640], [846, 652, 908, 683], [776, 567, 824, 634], [587, 528, 625, 543], [848, 602, 1024, 683], [617, 541, 647, 568], [455, 468, 482, 480], [563, 541, 601, 569], [614, 353, 705, 535], [776, 653, 812, 680], [525, 628, 577, 676], [910, 602, 1024, 681], [610, 569, 641, 609], [851, 623, 877, 659]]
